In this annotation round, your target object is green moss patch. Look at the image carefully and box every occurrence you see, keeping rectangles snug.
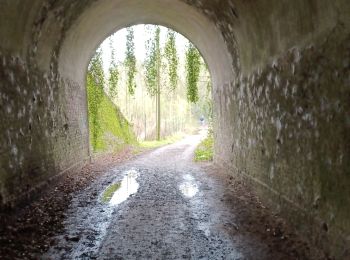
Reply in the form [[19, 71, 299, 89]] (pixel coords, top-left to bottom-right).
[[194, 135, 213, 162], [88, 92, 138, 153]]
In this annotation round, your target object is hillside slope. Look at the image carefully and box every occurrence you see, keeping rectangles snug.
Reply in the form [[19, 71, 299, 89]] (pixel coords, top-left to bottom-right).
[[89, 93, 137, 153]]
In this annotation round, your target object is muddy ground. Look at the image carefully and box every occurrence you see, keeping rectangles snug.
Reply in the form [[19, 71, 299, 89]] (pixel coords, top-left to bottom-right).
[[0, 148, 137, 259], [0, 135, 328, 259]]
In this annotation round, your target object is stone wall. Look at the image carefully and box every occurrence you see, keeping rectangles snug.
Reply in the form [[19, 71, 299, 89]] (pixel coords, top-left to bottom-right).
[[213, 22, 350, 259], [0, 0, 93, 207], [0, 50, 89, 208]]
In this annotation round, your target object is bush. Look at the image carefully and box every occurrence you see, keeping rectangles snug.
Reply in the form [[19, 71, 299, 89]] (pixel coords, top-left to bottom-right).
[[194, 133, 213, 162]]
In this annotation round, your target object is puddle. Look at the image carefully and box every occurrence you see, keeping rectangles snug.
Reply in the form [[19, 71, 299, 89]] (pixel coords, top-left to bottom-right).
[[102, 169, 139, 206], [198, 222, 211, 237], [180, 175, 199, 198], [180, 182, 199, 197], [183, 174, 195, 181], [101, 183, 122, 203]]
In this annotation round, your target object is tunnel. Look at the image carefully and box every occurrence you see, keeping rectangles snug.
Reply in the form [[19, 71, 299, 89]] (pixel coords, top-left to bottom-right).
[[0, 0, 349, 257]]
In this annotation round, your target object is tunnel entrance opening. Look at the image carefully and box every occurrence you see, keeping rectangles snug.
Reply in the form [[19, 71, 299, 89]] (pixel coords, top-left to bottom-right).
[[57, 0, 234, 164], [86, 24, 213, 155], [0, 0, 234, 214]]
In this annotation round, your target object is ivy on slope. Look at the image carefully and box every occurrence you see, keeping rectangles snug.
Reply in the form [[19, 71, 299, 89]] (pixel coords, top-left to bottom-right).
[[87, 49, 137, 153], [90, 93, 137, 152], [87, 49, 105, 150]]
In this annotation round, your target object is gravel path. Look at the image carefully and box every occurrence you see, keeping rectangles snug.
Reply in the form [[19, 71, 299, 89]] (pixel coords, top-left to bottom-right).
[[44, 134, 323, 260]]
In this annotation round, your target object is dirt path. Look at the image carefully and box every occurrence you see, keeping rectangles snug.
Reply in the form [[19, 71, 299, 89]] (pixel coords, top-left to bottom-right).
[[42, 134, 324, 260]]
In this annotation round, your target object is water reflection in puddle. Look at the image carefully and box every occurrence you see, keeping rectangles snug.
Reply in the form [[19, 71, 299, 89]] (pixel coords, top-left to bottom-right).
[[102, 169, 139, 206], [180, 174, 199, 198]]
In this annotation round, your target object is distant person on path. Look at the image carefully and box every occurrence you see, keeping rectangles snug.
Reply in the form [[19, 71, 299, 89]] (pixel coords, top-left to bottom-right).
[[199, 115, 205, 126]]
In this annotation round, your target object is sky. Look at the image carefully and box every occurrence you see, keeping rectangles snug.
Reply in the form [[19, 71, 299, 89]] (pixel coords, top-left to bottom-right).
[[100, 24, 190, 72]]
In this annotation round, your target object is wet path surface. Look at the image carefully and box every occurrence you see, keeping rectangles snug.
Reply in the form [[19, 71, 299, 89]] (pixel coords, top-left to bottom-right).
[[44, 134, 317, 259]]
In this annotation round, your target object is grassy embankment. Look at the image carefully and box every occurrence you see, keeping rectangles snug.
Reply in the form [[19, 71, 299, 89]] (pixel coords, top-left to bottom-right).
[[88, 92, 185, 154], [139, 133, 185, 149], [89, 93, 138, 153], [194, 130, 214, 162]]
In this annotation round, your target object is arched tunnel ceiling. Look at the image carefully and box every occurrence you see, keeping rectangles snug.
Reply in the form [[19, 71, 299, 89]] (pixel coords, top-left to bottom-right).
[[1, 0, 349, 80], [57, 0, 234, 88]]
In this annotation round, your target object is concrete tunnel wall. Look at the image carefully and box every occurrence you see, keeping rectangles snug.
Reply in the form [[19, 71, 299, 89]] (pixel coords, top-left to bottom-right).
[[0, 0, 349, 258]]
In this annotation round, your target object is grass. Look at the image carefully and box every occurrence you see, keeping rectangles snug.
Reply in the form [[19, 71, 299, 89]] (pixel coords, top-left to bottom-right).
[[194, 134, 214, 162], [101, 182, 121, 203], [140, 133, 185, 149]]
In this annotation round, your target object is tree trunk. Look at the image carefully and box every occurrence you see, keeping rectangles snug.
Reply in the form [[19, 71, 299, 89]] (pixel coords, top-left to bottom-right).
[[156, 47, 161, 141], [157, 81, 160, 140]]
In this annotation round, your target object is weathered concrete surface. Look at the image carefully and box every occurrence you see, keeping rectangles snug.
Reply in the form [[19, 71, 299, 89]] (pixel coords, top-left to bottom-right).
[[215, 30, 350, 258], [0, 51, 89, 207], [207, 1, 350, 258], [0, 0, 349, 258]]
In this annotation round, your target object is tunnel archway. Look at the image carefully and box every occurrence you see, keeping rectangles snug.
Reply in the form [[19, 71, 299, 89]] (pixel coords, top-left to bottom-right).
[[54, 0, 234, 168], [55, 0, 234, 167], [0, 0, 234, 210], [57, 0, 233, 88]]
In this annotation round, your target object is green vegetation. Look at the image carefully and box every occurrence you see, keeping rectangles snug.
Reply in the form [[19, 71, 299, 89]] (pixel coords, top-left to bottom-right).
[[108, 38, 119, 98], [194, 133, 214, 162], [140, 133, 184, 148], [87, 50, 137, 153], [125, 27, 137, 95], [112, 25, 211, 141], [144, 26, 181, 141], [145, 26, 160, 96], [145, 26, 162, 140], [101, 182, 121, 203], [165, 29, 179, 91], [87, 49, 105, 151], [90, 93, 137, 152], [87, 25, 212, 155], [186, 42, 201, 103]]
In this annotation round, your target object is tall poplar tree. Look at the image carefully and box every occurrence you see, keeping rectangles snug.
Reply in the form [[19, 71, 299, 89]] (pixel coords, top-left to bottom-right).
[[145, 26, 162, 140], [108, 38, 119, 99], [164, 29, 179, 132], [125, 27, 137, 95], [165, 29, 178, 91], [185, 42, 201, 103]]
